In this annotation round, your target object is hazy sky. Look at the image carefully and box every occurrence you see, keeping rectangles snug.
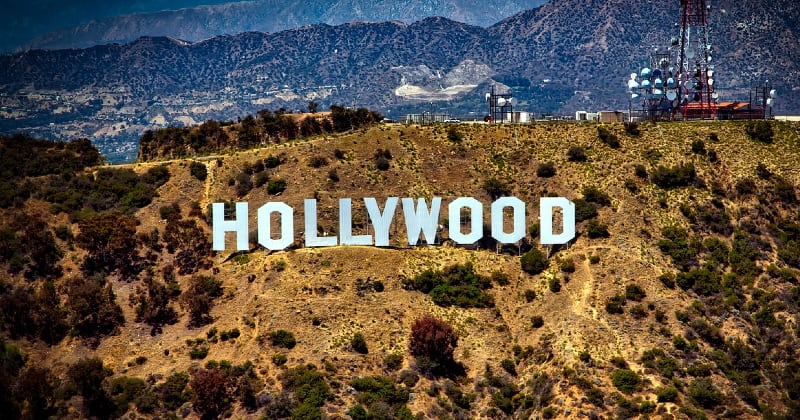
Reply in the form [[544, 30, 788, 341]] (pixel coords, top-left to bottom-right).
[[2, 0, 232, 52]]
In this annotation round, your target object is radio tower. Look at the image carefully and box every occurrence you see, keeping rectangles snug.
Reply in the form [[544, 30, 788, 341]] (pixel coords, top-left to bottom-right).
[[677, 0, 717, 119]]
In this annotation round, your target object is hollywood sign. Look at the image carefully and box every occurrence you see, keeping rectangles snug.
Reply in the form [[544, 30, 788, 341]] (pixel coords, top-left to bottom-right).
[[211, 197, 575, 251]]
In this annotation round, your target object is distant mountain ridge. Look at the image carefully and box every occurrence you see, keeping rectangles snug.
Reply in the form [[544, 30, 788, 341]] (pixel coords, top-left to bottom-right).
[[1, 0, 797, 161], [17, 0, 548, 52]]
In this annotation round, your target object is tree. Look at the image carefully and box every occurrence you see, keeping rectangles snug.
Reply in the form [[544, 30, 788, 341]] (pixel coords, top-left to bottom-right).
[[67, 357, 114, 418], [129, 272, 178, 335], [521, 248, 549, 274], [77, 211, 140, 278], [62, 274, 124, 344], [179, 275, 223, 327], [190, 368, 231, 419], [308, 101, 319, 113], [409, 315, 457, 366]]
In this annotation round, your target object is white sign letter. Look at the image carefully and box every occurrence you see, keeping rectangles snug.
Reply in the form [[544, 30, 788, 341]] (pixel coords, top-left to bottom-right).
[[257, 202, 294, 250], [339, 198, 372, 246], [491, 197, 526, 243], [540, 197, 575, 245], [365, 197, 398, 247], [304, 199, 337, 247], [212, 202, 249, 251], [448, 197, 483, 244], [402, 198, 441, 246]]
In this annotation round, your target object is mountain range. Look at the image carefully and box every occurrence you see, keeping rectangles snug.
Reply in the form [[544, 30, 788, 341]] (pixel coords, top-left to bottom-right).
[[1, 0, 798, 162], [15, 0, 548, 52]]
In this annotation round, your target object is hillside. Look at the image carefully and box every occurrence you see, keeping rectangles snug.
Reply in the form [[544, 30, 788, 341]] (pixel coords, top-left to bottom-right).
[[1, 0, 798, 162], [1, 117, 800, 419]]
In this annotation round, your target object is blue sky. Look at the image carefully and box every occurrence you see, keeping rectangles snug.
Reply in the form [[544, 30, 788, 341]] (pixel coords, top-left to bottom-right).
[[2, 0, 231, 52]]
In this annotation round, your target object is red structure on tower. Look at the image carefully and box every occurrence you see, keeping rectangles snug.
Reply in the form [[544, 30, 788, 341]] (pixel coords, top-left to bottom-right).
[[676, 0, 717, 119]]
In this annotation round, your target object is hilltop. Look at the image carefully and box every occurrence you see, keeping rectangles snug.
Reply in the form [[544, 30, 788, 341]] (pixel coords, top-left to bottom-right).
[[1, 117, 800, 419]]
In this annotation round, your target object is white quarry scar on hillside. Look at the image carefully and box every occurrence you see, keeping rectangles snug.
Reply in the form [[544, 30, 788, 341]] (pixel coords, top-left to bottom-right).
[[392, 59, 494, 100]]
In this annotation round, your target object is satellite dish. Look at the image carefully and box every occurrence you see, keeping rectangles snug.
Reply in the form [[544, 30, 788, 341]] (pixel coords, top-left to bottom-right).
[[769, 89, 777, 98], [666, 90, 677, 100], [653, 89, 664, 97], [653, 69, 662, 78], [485, 93, 491, 101], [630, 72, 637, 80], [711, 92, 719, 99], [628, 80, 640, 90], [497, 97, 506, 106], [667, 77, 676, 88], [641, 80, 652, 88], [708, 78, 714, 86], [707, 70, 714, 77], [654, 78, 664, 88], [508, 98, 515, 105], [640, 68, 651, 78], [631, 93, 640, 99], [686, 50, 695, 59], [767, 98, 774, 106]]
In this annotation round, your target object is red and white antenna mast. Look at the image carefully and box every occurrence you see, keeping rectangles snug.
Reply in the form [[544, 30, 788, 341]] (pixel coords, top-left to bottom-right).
[[677, 0, 717, 119]]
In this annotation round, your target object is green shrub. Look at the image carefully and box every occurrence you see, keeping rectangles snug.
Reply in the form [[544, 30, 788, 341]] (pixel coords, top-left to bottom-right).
[[351, 332, 368, 354], [483, 178, 511, 199], [308, 156, 328, 168], [405, 263, 494, 308], [745, 121, 774, 144], [567, 146, 587, 162], [447, 126, 463, 143], [582, 185, 611, 206], [634, 164, 648, 179], [327, 168, 339, 182], [531, 316, 544, 328], [560, 258, 575, 273], [189, 161, 207, 181], [189, 346, 209, 359], [691, 139, 706, 154], [573, 198, 599, 222], [605, 294, 626, 314], [657, 386, 679, 402], [266, 178, 287, 195], [272, 353, 287, 366], [384, 353, 403, 371], [500, 359, 517, 376], [598, 126, 620, 148], [651, 163, 696, 188], [521, 248, 549, 274], [268, 330, 297, 349], [625, 284, 646, 301], [611, 369, 641, 394], [524, 289, 536, 302], [688, 379, 722, 408], [586, 220, 610, 238], [624, 122, 641, 136], [548, 278, 561, 293], [536, 162, 556, 177]]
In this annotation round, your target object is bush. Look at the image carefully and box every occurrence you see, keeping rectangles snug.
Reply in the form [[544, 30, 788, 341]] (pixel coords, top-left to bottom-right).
[[268, 330, 297, 349], [651, 163, 696, 188], [308, 156, 328, 168], [190, 368, 231, 419], [524, 289, 536, 302], [548, 278, 561, 293], [266, 178, 287, 195], [189, 161, 207, 181], [634, 164, 648, 179], [745, 121, 774, 144], [585, 220, 610, 238], [521, 248, 549, 274], [624, 122, 641, 136], [536, 162, 556, 177], [531, 316, 544, 328], [375, 156, 390, 170], [351, 332, 368, 354], [582, 185, 611, 206], [688, 379, 722, 408], [384, 353, 403, 371], [327, 168, 339, 182], [264, 155, 282, 168], [567, 146, 587, 162], [691, 139, 706, 154], [657, 386, 679, 402], [409, 315, 457, 365], [625, 284, 646, 301], [483, 178, 511, 199], [189, 345, 209, 359], [598, 126, 620, 148], [560, 258, 576, 273], [573, 198, 598, 222], [605, 294, 626, 314], [611, 369, 641, 394], [179, 275, 223, 327], [447, 126, 463, 143], [500, 359, 517, 376], [404, 263, 494, 308]]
